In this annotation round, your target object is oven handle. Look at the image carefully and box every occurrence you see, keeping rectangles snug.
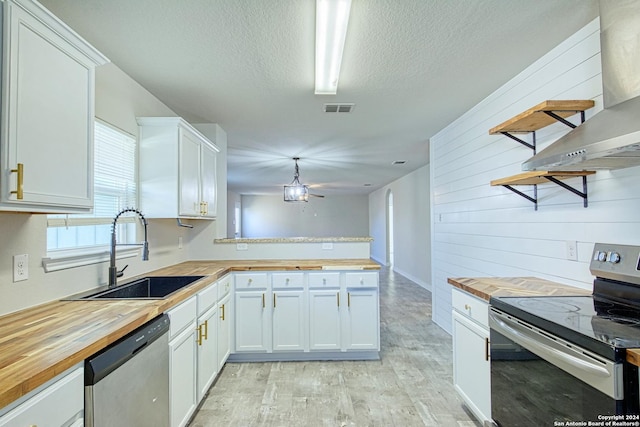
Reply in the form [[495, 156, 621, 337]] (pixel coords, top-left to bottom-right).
[[489, 309, 611, 379]]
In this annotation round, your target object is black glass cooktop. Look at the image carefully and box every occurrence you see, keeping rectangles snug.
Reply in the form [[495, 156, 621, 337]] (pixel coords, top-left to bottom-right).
[[491, 294, 640, 360]]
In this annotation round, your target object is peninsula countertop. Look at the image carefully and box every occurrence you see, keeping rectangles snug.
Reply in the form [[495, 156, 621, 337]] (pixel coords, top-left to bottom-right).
[[0, 258, 379, 410]]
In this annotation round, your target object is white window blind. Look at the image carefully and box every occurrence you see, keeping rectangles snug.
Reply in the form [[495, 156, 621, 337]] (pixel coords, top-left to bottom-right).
[[47, 120, 137, 252]]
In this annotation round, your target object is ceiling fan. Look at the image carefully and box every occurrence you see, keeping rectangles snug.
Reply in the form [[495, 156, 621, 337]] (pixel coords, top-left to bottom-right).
[[283, 157, 324, 202]]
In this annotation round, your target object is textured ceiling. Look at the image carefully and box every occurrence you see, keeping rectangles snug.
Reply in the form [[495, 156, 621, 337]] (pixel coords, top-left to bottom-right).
[[39, 0, 599, 196]]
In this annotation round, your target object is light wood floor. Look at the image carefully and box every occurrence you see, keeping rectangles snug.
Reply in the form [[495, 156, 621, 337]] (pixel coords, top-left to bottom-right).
[[189, 267, 480, 427]]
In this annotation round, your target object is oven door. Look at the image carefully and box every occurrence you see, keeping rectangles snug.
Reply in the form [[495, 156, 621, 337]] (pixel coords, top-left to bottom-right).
[[488, 308, 624, 426]]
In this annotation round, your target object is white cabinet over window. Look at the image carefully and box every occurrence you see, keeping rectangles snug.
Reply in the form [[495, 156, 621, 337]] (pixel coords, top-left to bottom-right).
[[0, 0, 108, 213], [138, 117, 220, 219]]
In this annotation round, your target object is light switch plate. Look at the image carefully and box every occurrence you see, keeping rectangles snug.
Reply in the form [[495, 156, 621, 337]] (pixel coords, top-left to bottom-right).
[[13, 254, 28, 282]]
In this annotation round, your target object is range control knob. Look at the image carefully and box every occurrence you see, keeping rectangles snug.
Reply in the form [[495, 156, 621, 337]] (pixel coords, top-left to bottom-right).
[[597, 251, 607, 262], [608, 252, 621, 264]]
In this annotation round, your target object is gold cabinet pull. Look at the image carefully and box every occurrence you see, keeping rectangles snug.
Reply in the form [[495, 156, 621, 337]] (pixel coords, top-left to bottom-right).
[[197, 324, 204, 346], [273, 293, 276, 308], [485, 338, 490, 361], [220, 304, 225, 320], [203, 320, 208, 340], [262, 293, 265, 308], [348, 292, 351, 308], [464, 304, 471, 310], [10, 163, 23, 199], [337, 292, 340, 307]]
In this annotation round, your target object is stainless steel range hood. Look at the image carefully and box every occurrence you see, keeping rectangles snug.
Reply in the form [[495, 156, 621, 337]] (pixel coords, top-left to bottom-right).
[[522, 0, 640, 171]]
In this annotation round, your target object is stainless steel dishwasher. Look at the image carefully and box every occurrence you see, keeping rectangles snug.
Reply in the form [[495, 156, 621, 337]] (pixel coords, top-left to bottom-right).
[[85, 314, 170, 427]]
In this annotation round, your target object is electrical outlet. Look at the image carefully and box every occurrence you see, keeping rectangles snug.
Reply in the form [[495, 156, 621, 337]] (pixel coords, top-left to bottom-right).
[[236, 243, 248, 251], [322, 243, 334, 250], [566, 241, 578, 261], [178, 236, 183, 249], [13, 254, 28, 282]]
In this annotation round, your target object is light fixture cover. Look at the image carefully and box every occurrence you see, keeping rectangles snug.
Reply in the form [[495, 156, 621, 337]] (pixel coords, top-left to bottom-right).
[[315, 0, 352, 95], [284, 158, 309, 202]]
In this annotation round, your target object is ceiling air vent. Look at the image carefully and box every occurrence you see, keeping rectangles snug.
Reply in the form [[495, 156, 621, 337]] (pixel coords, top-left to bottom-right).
[[392, 160, 407, 165], [323, 103, 355, 113]]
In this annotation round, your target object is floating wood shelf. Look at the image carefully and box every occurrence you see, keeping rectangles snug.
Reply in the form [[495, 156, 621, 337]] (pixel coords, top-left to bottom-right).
[[489, 100, 595, 134], [489, 100, 595, 153], [491, 171, 596, 210]]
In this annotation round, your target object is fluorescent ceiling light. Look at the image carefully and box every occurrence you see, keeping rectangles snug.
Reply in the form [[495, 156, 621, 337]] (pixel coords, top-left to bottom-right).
[[315, 0, 352, 95]]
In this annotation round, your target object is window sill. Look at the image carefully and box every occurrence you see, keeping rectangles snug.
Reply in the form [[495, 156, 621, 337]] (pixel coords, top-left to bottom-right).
[[42, 247, 139, 273]]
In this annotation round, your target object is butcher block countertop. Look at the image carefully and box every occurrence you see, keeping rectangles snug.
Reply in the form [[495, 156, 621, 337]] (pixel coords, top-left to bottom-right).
[[0, 258, 379, 410], [447, 276, 591, 301]]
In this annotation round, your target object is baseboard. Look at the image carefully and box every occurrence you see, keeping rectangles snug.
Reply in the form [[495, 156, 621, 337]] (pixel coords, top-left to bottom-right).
[[392, 267, 431, 292], [228, 350, 380, 363]]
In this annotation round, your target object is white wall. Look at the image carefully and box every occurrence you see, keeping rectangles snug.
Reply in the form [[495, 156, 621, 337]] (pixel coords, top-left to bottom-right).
[[430, 18, 640, 333], [241, 195, 369, 238], [0, 63, 222, 315], [227, 190, 241, 238], [369, 165, 431, 289]]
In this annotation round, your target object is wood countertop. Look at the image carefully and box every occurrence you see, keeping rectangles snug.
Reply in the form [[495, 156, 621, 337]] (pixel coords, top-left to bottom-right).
[[0, 258, 379, 410], [448, 276, 591, 301]]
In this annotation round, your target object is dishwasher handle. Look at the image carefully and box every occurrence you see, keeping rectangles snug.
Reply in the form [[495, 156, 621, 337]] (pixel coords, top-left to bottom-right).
[[85, 314, 169, 385]]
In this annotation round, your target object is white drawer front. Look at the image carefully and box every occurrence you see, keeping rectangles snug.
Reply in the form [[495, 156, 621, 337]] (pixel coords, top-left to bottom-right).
[[168, 296, 197, 339], [197, 282, 218, 316], [235, 273, 269, 290], [451, 288, 488, 328], [345, 272, 378, 288], [218, 274, 232, 299], [271, 272, 304, 288], [308, 272, 340, 288]]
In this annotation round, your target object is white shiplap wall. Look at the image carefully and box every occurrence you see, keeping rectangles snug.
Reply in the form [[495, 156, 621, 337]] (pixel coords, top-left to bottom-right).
[[430, 18, 640, 333]]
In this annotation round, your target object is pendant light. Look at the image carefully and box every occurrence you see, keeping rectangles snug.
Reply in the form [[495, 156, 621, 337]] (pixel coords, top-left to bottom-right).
[[284, 158, 309, 202]]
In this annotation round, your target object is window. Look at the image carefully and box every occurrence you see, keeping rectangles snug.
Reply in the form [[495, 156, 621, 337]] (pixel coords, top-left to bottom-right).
[[46, 120, 137, 257]]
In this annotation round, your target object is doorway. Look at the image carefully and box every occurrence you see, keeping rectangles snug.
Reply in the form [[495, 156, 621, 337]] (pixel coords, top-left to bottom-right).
[[386, 190, 394, 267]]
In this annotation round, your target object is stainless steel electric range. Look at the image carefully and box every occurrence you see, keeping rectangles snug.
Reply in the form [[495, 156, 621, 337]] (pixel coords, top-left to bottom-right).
[[489, 243, 640, 427]]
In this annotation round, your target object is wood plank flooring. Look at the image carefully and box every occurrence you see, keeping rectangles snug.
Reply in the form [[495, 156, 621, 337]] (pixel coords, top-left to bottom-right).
[[189, 267, 480, 427]]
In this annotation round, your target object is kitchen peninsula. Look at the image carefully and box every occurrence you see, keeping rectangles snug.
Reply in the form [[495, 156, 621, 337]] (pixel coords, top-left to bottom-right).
[[0, 258, 380, 422]]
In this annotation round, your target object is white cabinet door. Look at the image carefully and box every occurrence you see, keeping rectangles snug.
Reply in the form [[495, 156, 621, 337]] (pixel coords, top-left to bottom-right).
[[0, 0, 106, 213], [169, 325, 197, 427], [234, 290, 270, 352], [309, 290, 341, 350], [138, 117, 220, 219], [200, 141, 217, 218], [0, 364, 83, 427], [196, 305, 218, 402], [272, 289, 306, 351], [178, 129, 201, 217], [452, 310, 491, 423], [344, 288, 379, 350], [217, 292, 231, 369]]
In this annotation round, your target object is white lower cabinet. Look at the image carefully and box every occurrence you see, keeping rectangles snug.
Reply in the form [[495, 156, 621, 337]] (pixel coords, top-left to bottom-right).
[[168, 296, 198, 427], [217, 291, 232, 369], [344, 288, 379, 350], [0, 364, 83, 426], [234, 273, 271, 353], [451, 288, 491, 424], [232, 270, 380, 359], [309, 289, 342, 350], [196, 304, 218, 402], [272, 289, 306, 351]]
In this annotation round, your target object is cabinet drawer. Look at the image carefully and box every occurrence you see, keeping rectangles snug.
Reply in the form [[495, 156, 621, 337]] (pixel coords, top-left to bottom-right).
[[168, 296, 197, 339], [345, 272, 378, 288], [452, 288, 488, 327], [235, 273, 269, 290], [272, 272, 304, 288], [218, 274, 232, 299], [197, 282, 218, 316], [308, 272, 340, 288]]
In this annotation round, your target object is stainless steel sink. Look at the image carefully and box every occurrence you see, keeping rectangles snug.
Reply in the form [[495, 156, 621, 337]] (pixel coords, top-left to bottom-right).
[[73, 276, 204, 300]]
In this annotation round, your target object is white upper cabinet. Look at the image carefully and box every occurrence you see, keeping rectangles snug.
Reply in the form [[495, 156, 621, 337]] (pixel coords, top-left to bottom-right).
[[138, 117, 219, 219], [0, 0, 108, 212]]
